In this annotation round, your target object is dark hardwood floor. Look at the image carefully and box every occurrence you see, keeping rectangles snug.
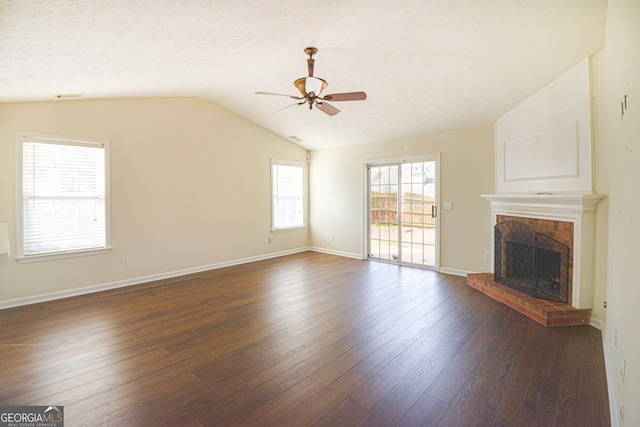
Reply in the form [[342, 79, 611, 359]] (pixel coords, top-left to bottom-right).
[[0, 252, 610, 426]]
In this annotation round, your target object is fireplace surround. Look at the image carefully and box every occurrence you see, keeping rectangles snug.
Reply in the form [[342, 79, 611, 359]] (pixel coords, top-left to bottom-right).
[[482, 193, 602, 308], [467, 193, 603, 326]]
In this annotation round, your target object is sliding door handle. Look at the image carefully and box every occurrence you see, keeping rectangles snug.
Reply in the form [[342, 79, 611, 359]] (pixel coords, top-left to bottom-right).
[[431, 205, 437, 218]]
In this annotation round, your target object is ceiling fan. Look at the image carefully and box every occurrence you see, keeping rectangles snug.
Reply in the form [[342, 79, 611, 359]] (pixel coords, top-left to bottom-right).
[[256, 47, 367, 116]]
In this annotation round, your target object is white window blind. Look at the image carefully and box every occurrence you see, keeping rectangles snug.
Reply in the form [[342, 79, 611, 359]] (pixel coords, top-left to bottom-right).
[[18, 133, 109, 260], [272, 160, 304, 230]]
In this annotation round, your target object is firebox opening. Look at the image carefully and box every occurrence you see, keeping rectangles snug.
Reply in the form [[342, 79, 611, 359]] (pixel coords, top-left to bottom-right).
[[495, 220, 570, 303]]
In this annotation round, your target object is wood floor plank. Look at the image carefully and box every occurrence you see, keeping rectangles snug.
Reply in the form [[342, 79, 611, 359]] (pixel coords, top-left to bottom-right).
[[272, 371, 369, 427], [0, 252, 610, 426], [223, 376, 326, 427], [314, 396, 371, 427], [435, 310, 535, 426], [425, 329, 497, 404], [350, 333, 441, 411], [516, 328, 568, 426], [554, 326, 611, 427], [397, 394, 449, 427], [356, 349, 451, 426]]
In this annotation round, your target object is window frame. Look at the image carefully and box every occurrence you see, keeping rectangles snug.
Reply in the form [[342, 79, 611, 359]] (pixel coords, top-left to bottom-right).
[[271, 159, 306, 232], [16, 131, 112, 263]]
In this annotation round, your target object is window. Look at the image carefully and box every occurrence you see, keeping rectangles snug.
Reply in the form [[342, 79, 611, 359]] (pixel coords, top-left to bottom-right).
[[17, 132, 110, 262], [271, 159, 305, 231]]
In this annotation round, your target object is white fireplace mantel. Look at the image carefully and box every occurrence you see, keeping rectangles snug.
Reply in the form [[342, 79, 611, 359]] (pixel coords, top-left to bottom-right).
[[482, 193, 604, 310], [482, 193, 604, 216]]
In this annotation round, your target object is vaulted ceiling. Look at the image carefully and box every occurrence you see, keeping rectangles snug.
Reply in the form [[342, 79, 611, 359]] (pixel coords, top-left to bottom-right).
[[0, 1, 607, 150]]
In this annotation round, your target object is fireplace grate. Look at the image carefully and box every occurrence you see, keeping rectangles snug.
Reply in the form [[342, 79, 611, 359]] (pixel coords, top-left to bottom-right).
[[494, 220, 570, 303]]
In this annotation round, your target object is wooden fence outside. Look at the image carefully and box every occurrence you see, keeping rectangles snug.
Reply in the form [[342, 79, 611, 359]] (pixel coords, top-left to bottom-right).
[[370, 194, 436, 227]]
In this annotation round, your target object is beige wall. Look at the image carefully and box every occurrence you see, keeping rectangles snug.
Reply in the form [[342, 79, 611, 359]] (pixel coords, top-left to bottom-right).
[[309, 124, 494, 274], [0, 97, 308, 304], [593, 0, 640, 424]]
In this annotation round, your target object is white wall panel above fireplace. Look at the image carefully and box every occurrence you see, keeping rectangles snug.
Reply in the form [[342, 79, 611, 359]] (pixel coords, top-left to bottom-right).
[[496, 58, 592, 194], [504, 121, 579, 182]]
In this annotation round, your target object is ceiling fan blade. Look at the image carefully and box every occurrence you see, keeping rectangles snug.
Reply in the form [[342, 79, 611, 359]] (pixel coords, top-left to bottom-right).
[[255, 91, 302, 99], [316, 102, 341, 116], [322, 92, 367, 102], [277, 102, 304, 113]]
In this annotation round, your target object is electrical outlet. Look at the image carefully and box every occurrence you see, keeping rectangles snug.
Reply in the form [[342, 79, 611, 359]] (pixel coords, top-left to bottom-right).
[[443, 202, 452, 210], [330, 234, 335, 241], [121, 256, 129, 266], [267, 238, 272, 244], [483, 252, 490, 261]]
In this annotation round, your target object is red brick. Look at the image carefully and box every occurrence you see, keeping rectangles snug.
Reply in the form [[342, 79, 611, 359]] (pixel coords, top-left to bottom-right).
[[465, 273, 590, 328]]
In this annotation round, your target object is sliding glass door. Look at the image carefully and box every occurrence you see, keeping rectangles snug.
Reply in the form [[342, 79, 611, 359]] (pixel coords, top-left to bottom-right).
[[367, 156, 439, 268]]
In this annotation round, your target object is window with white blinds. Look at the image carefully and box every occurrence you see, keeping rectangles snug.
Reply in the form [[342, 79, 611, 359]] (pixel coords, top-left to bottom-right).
[[271, 160, 305, 231], [17, 132, 110, 261]]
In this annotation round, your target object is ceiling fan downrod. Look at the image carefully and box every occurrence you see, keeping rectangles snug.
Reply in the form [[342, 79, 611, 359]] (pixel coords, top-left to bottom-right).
[[305, 47, 317, 77]]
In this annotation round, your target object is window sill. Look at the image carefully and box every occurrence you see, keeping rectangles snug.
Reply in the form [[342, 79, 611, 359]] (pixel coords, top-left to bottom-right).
[[271, 226, 307, 233], [17, 247, 113, 263]]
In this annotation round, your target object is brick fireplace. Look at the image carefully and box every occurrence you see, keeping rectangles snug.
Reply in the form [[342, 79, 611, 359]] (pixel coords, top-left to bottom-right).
[[481, 59, 605, 326], [495, 215, 573, 303], [468, 193, 603, 327]]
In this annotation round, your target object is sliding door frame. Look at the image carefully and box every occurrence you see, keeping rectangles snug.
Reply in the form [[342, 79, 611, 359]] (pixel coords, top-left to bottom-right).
[[363, 153, 441, 270]]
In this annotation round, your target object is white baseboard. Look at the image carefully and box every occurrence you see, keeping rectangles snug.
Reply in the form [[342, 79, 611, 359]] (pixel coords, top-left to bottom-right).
[[601, 326, 621, 427], [439, 267, 473, 277], [308, 247, 363, 260], [589, 316, 604, 330], [307, 249, 475, 277], [0, 247, 310, 310]]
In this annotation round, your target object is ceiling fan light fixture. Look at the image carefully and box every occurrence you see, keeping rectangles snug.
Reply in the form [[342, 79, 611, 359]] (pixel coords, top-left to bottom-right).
[[294, 78, 306, 96], [294, 77, 327, 96], [305, 76, 326, 96]]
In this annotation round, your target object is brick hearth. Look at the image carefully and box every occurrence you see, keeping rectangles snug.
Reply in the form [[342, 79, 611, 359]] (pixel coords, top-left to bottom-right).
[[467, 273, 591, 327]]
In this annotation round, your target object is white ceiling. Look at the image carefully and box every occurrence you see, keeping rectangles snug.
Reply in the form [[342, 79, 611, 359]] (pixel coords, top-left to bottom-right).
[[0, 0, 607, 150]]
